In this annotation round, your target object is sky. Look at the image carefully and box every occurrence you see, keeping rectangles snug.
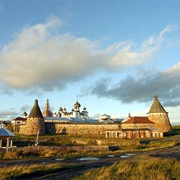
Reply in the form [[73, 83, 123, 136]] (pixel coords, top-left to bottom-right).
[[0, 0, 180, 124]]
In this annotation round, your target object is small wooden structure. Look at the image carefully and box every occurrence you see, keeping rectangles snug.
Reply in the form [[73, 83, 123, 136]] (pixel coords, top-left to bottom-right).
[[0, 125, 15, 152]]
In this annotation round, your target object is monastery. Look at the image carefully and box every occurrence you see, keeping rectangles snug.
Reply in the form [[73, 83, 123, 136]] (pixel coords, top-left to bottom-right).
[[12, 96, 172, 138], [43, 99, 90, 122]]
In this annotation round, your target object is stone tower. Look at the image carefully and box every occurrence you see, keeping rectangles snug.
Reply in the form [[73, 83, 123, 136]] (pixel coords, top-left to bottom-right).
[[25, 99, 45, 135], [147, 95, 171, 133], [42, 99, 53, 117]]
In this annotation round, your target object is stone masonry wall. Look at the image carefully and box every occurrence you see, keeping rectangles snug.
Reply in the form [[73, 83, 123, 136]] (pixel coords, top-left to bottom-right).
[[45, 123, 119, 136], [148, 113, 171, 132], [19, 117, 45, 135]]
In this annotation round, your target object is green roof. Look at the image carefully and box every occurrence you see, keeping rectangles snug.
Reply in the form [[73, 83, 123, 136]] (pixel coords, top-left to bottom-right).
[[28, 99, 43, 118], [148, 95, 167, 114]]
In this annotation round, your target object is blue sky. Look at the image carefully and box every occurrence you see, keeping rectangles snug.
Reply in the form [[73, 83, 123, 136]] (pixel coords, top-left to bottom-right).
[[0, 0, 180, 124]]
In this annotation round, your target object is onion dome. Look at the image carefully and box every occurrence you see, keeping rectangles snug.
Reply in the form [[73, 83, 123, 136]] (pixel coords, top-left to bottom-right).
[[23, 111, 27, 117], [59, 107, 63, 111], [83, 107, 87, 111], [74, 101, 81, 109], [63, 108, 66, 111]]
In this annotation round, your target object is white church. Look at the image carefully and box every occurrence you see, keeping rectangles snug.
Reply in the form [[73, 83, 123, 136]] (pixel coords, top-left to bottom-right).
[[42, 99, 97, 123]]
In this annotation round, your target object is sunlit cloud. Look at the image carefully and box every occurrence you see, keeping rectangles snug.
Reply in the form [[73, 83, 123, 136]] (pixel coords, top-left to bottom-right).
[[0, 18, 175, 95]]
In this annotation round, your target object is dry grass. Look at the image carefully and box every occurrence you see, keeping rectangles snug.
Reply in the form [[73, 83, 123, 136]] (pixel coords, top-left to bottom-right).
[[73, 158, 180, 180], [1, 128, 180, 179], [0, 163, 64, 180], [2, 138, 178, 160]]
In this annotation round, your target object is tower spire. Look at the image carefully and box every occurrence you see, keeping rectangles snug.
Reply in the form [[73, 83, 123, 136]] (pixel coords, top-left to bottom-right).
[[148, 95, 166, 114], [42, 99, 53, 117]]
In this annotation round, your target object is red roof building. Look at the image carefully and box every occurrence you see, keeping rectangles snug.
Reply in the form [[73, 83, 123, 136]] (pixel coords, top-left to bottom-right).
[[122, 116, 154, 124]]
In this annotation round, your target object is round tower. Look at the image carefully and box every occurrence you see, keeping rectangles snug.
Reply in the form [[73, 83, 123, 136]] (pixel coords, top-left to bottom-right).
[[25, 99, 45, 135], [147, 95, 171, 133]]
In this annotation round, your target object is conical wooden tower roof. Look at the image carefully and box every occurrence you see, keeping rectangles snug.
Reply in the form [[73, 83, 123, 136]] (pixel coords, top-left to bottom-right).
[[148, 95, 167, 114], [28, 99, 43, 118]]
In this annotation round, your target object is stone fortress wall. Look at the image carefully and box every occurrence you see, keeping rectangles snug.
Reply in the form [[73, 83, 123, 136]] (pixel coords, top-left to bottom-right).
[[14, 96, 172, 138], [45, 123, 119, 136]]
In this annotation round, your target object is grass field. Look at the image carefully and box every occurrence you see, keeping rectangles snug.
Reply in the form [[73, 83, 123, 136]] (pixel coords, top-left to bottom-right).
[[72, 158, 180, 180], [0, 163, 82, 180], [0, 126, 179, 179]]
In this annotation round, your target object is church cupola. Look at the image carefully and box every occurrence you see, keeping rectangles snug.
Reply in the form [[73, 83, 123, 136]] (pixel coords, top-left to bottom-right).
[[74, 101, 81, 110], [23, 111, 27, 118]]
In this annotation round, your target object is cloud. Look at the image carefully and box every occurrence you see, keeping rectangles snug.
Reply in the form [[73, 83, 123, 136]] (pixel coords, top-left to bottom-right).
[[20, 104, 32, 114], [0, 18, 174, 94], [88, 62, 180, 107], [159, 24, 178, 39], [0, 104, 32, 119], [0, 109, 18, 119]]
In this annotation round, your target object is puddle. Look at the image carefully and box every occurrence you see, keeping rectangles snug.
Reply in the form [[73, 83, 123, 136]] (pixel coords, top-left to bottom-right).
[[120, 155, 129, 158], [126, 153, 135, 156], [55, 158, 64, 161], [107, 155, 114, 158], [78, 157, 99, 161]]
